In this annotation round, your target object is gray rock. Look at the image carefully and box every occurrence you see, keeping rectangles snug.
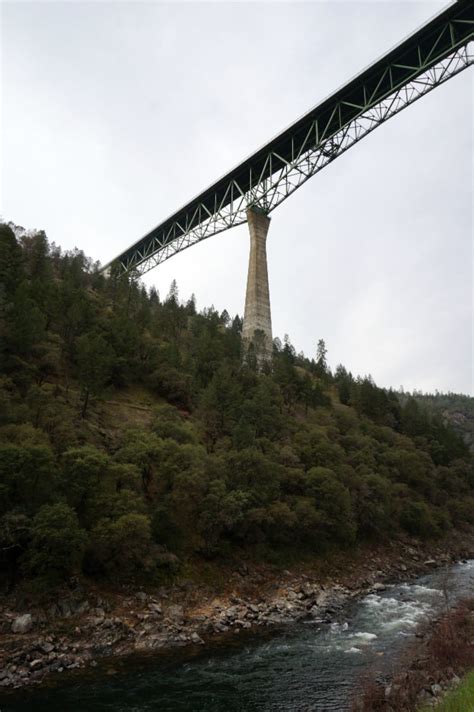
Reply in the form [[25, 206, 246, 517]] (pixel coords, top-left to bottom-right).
[[11, 614, 33, 634], [372, 583, 386, 592], [148, 603, 162, 615], [135, 592, 147, 602], [58, 600, 72, 617], [300, 582, 315, 598], [191, 632, 204, 644], [431, 683, 443, 696], [167, 605, 184, 620], [424, 559, 437, 567]]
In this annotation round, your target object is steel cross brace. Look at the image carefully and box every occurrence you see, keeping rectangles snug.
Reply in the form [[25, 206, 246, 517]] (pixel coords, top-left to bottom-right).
[[109, 14, 473, 277]]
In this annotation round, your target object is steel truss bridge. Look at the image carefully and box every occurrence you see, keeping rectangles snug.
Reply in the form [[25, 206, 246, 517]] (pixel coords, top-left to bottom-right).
[[105, 0, 474, 277]]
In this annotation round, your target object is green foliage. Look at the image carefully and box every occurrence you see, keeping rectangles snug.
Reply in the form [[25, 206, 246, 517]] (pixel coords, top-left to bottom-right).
[[399, 500, 442, 538], [0, 222, 472, 587], [76, 333, 114, 416], [0, 443, 58, 516], [23, 503, 87, 582], [88, 513, 153, 575]]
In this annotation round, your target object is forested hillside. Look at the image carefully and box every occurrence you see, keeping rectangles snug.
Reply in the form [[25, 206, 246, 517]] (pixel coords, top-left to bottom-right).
[[400, 391, 474, 453], [0, 223, 472, 591]]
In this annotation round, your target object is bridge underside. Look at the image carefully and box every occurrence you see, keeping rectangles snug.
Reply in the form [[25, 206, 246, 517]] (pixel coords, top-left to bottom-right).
[[104, 1, 473, 277]]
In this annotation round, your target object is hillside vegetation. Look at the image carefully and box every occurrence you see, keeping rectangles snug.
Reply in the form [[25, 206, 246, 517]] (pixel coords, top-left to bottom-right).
[[401, 391, 474, 453], [0, 223, 472, 590]]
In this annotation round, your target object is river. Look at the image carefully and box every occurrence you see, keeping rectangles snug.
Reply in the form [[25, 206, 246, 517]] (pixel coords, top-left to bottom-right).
[[2, 560, 473, 711]]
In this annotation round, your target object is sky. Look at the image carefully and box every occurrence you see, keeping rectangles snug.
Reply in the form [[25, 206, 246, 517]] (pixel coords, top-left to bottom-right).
[[1, 0, 472, 395]]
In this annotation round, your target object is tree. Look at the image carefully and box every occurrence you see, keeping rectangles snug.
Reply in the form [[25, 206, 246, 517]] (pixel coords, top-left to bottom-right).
[[61, 447, 110, 525], [305, 466, 356, 545], [76, 333, 114, 416], [0, 443, 58, 516], [0, 224, 22, 294], [22, 503, 87, 582], [89, 513, 154, 575], [185, 293, 197, 315], [166, 279, 179, 305], [314, 339, 328, 379]]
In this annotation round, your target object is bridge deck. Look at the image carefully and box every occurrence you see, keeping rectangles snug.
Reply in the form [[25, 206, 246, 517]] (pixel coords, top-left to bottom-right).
[[105, 0, 473, 275]]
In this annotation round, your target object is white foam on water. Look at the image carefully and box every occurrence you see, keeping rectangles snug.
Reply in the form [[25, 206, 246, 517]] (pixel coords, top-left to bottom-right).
[[352, 632, 377, 642], [344, 647, 362, 654], [361, 591, 433, 635], [398, 583, 443, 597], [329, 621, 349, 634]]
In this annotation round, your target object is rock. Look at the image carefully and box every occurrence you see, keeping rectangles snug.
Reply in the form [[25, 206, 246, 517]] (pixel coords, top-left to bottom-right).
[[40, 642, 54, 654], [167, 605, 184, 620], [135, 592, 147, 602], [315, 591, 330, 607], [76, 600, 90, 615], [58, 600, 72, 617], [372, 583, 386, 592], [29, 659, 43, 671], [148, 603, 163, 616], [300, 583, 316, 598], [191, 632, 204, 645], [424, 559, 437, 567], [11, 614, 33, 634], [431, 683, 443, 697]]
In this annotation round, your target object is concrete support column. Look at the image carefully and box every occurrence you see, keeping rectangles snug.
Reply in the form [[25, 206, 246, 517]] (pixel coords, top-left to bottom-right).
[[242, 207, 273, 363]]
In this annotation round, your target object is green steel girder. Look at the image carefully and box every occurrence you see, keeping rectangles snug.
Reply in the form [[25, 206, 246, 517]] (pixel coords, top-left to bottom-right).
[[104, 0, 474, 276]]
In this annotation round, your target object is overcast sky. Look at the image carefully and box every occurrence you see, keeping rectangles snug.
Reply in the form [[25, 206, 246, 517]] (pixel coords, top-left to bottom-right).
[[1, 0, 472, 394]]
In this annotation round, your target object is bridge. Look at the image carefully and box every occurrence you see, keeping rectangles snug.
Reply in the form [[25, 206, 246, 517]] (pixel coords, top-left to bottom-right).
[[103, 0, 473, 359]]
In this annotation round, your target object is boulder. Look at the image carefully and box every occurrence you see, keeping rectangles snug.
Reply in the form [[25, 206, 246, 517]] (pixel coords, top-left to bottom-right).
[[11, 614, 33, 634], [431, 683, 443, 697]]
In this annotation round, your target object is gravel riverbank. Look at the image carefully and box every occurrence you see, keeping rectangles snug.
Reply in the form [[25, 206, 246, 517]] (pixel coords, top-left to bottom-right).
[[1, 533, 473, 691]]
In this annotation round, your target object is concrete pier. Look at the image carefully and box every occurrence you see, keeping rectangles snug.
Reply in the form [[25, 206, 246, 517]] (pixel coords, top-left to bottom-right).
[[242, 207, 273, 363]]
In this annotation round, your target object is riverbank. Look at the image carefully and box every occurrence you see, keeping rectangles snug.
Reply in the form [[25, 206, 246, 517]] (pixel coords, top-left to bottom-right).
[[352, 595, 474, 711], [1, 530, 473, 691], [420, 670, 474, 711]]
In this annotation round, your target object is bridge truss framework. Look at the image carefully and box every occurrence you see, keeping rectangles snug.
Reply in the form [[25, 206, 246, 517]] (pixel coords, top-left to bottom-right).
[[105, 1, 474, 277]]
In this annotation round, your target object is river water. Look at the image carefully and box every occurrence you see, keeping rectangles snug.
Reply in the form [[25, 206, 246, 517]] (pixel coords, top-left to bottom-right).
[[2, 560, 473, 712]]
